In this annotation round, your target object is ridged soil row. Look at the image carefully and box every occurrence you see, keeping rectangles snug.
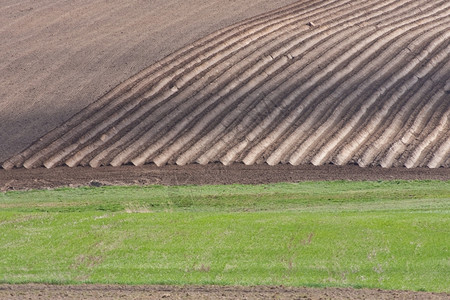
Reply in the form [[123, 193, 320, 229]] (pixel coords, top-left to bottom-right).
[[390, 92, 450, 167], [147, 0, 407, 167], [428, 130, 450, 168], [408, 66, 450, 168], [405, 109, 450, 168], [246, 5, 446, 164], [28, 0, 358, 169], [337, 37, 450, 167], [0, 0, 402, 166], [240, 1, 450, 166], [174, 0, 429, 166], [67, 0, 358, 167], [90, 0, 362, 167], [52, 12, 310, 167], [298, 20, 450, 166], [26, 2, 310, 168], [311, 16, 450, 165], [193, 0, 437, 166], [314, 25, 450, 167], [1, 0, 323, 169], [90, 0, 379, 167], [2, 0, 449, 169], [202, 0, 427, 165], [270, 17, 450, 166], [416, 108, 450, 168], [382, 92, 449, 167], [329, 42, 449, 164], [359, 44, 450, 167], [142, 0, 446, 169], [379, 83, 449, 168]]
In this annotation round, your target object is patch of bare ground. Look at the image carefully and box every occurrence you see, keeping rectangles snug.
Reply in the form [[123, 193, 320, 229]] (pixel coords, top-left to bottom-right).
[[3, 0, 449, 170], [0, 163, 448, 191], [0, 0, 297, 163], [0, 284, 448, 300]]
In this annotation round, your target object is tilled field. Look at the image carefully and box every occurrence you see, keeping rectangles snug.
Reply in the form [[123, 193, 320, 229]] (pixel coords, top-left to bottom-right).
[[0, 0, 297, 163], [1, 284, 449, 300], [1, 1, 449, 299], [2, 0, 449, 170], [0, 164, 449, 191]]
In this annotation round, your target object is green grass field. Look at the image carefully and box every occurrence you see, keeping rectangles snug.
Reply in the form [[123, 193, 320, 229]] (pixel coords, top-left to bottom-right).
[[0, 180, 449, 292]]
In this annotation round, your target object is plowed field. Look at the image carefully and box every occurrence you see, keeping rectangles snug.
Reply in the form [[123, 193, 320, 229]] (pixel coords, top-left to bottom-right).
[[0, 0, 297, 165], [2, 0, 449, 170], [1, 163, 449, 191], [1, 2, 449, 298], [1, 284, 449, 300]]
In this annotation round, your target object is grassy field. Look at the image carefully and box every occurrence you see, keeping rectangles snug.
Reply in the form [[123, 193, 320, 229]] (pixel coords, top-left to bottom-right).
[[0, 180, 449, 292]]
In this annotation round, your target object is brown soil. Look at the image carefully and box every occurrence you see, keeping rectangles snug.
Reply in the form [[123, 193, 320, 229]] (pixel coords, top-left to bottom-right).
[[0, 163, 448, 191], [2, 2, 448, 298], [0, 0, 297, 163], [1, 284, 448, 300], [4, 0, 449, 170]]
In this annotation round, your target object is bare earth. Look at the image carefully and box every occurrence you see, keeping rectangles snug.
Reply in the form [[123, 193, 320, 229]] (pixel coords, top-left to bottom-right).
[[4, 0, 449, 170], [0, 0, 296, 163], [1, 284, 449, 300], [0, 164, 448, 191], [2, 1, 449, 298]]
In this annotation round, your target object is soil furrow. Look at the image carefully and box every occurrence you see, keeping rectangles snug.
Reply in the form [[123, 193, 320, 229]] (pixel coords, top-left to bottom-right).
[[191, 0, 421, 165], [2, 0, 448, 170], [242, 2, 449, 166]]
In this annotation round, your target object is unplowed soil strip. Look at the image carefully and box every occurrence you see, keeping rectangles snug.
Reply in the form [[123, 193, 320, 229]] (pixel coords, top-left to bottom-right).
[[0, 284, 448, 300], [0, 164, 448, 191]]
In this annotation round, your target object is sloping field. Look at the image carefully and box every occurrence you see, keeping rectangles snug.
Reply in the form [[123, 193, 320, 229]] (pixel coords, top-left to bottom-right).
[[0, 0, 296, 163], [2, 0, 449, 169]]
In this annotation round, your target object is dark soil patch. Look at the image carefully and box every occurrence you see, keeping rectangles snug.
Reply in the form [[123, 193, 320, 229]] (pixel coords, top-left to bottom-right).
[[0, 284, 448, 300], [0, 163, 448, 191]]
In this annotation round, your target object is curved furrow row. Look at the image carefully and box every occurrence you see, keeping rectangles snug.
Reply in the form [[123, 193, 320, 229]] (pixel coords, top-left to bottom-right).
[[333, 36, 449, 167], [420, 114, 450, 168], [243, 3, 450, 166], [101, 0, 386, 167], [176, 0, 431, 166], [405, 109, 449, 168], [2, 0, 323, 169], [205, 2, 445, 166], [150, 0, 407, 167], [361, 51, 450, 167], [275, 20, 450, 166], [46, 0, 363, 168], [52, 18, 305, 167], [396, 98, 450, 166], [379, 85, 447, 168], [221, 0, 442, 165], [303, 26, 450, 166], [331, 41, 450, 163], [428, 132, 450, 168], [2, 0, 449, 170], [23, 2, 312, 168]]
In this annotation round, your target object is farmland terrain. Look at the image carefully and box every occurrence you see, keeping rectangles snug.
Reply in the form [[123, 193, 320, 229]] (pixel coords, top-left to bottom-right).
[[1, 181, 449, 298], [2, 0, 449, 169], [0, 0, 296, 164], [0, 163, 449, 191], [1, 284, 448, 300], [1, 1, 449, 299]]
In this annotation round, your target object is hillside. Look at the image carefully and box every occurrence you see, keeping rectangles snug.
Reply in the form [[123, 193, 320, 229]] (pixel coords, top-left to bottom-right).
[[2, 0, 449, 169], [0, 0, 296, 163]]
